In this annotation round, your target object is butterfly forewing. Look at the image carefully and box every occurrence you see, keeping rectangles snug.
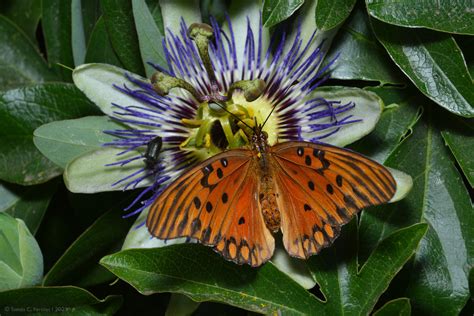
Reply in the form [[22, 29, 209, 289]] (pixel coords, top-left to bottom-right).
[[270, 142, 396, 259], [147, 150, 274, 267]]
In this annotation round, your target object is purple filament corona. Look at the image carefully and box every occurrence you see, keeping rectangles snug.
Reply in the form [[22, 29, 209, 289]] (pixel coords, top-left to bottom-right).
[[103, 15, 359, 218]]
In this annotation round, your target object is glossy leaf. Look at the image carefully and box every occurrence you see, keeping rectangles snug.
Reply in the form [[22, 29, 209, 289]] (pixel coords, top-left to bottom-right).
[[358, 105, 473, 315], [308, 221, 427, 315], [0, 180, 57, 234], [132, 0, 166, 77], [325, 5, 404, 84], [101, 244, 327, 314], [102, 223, 426, 314], [34, 116, 123, 169], [351, 86, 422, 162], [0, 286, 122, 315], [373, 298, 411, 316], [71, 0, 87, 66], [372, 19, 474, 118], [42, 0, 75, 81], [101, 0, 144, 75], [262, 0, 304, 27], [441, 117, 474, 188], [0, 84, 99, 185], [0, 0, 41, 41], [0, 213, 43, 290], [367, 0, 474, 35], [0, 15, 58, 90], [43, 202, 134, 287], [84, 17, 124, 67], [315, 0, 357, 31]]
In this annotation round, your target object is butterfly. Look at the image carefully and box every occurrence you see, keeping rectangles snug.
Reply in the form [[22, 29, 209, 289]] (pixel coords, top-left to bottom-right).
[[146, 122, 396, 267]]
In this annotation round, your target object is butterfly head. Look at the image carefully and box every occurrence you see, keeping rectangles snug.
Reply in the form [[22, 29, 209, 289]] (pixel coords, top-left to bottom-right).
[[250, 123, 270, 155]]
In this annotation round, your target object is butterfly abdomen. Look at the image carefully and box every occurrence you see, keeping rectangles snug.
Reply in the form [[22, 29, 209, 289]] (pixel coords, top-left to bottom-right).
[[259, 172, 281, 232], [260, 191, 280, 232]]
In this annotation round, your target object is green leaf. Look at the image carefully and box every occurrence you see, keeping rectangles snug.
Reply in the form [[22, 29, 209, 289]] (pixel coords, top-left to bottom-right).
[[373, 298, 411, 316], [0, 286, 122, 315], [0, 0, 42, 42], [262, 0, 304, 27], [308, 221, 427, 315], [303, 86, 383, 147], [80, 0, 101, 43], [325, 5, 404, 84], [146, 0, 164, 34], [441, 117, 474, 188], [101, 244, 326, 314], [0, 180, 57, 234], [350, 87, 422, 162], [0, 213, 43, 290], [372, 20, 474, 118], [71, 0, 87, 66], [43, 201, 134, 287], [166, 294, 200, 316], [0, 83, 99, 185], [358, 105, 473, 315], [366, 0, 474, 36], [0, 15, 58, 90], [64, 147, 151, 193], [42, 0, 75, 81], [84, 17, 124, 67], [34, 116, 123, 169], [315, 0, 357, 31], [101, 0, 144, 75], [132, 0, 166, 77]]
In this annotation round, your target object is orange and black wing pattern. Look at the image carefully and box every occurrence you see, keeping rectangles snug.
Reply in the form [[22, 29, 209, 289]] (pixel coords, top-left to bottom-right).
[[146, 150, 274, 267], [270, 141, 396, 259]]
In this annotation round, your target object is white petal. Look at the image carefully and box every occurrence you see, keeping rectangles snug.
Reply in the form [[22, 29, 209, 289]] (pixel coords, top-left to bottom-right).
[[300, 87, 383, 147], [159, 0, 201, 34], [271, 246, 316, 289], [64, 147, 152, 193], [388, 167, 413, 203]]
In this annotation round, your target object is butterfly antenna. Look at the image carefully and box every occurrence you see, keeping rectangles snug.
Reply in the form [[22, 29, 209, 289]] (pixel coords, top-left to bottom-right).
[[261, 101, 279, 129]]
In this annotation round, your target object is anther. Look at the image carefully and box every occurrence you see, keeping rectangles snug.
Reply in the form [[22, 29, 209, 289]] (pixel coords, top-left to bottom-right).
[[151, 71, 202, 101], [188, 23, 217, 85], [228, 79, 266, 102]]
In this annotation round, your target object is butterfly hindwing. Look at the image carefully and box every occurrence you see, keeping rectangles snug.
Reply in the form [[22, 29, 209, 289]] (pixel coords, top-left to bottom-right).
[[270, 141, 396, 259], [147, 150, 274, 266]]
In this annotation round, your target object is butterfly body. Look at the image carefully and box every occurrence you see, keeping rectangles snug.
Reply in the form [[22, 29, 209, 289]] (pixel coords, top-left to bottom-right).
[[147, 127, 396, 267]]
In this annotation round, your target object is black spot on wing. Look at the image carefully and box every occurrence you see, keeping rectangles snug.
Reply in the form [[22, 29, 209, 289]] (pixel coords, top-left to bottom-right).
[[193, 197, 201, 209], [297, 147, 304, 157], [217, 168, 223, 179], [220, 158, 228, 167], [206, 201, 213, 213], [222, 193, 228, 203]]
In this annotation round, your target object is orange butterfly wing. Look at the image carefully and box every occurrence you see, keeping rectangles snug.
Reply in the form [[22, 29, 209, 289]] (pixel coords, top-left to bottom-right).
[[146, 150, 274, 266], [270, 141, 396, 259]]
